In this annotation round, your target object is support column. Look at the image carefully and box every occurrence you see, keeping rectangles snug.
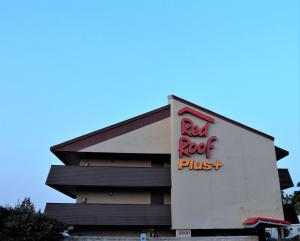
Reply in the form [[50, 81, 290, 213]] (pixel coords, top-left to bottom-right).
[[257, 228, 266, 241]]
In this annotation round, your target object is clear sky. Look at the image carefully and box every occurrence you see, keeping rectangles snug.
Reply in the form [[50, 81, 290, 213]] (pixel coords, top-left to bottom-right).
[[0, 1, 299, 210]]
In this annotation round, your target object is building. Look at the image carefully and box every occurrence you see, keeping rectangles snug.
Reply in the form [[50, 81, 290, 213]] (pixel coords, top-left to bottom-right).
[[45, 95, 296, 240]]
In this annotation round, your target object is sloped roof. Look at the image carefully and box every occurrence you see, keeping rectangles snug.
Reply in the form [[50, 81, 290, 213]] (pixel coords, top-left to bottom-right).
[[50, 95, 288, 162]]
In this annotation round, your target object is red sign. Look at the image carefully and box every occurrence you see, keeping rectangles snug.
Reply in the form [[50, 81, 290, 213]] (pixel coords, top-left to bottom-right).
[[177, 107, 221, 171]]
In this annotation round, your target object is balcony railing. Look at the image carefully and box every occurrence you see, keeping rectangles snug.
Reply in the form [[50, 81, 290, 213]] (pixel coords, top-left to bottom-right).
[[278, 168, 293, 190], [46, 166, 292, 199], [46, 165, 171, 197], [44, 203, 171, 226]]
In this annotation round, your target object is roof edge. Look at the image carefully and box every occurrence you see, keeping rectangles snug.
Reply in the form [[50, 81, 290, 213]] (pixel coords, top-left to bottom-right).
[[275, 146, 289, 161], [46, 184, 76, 199], [168, 95, 275, 141]]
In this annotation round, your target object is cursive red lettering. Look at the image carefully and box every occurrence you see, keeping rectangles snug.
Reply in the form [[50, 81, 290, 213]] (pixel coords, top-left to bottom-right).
[[206, 136, 217, 158], [197, 142, 206, 154], [179, 136, 191, 157], [181, 118, 193, 136], [199, 122, 209, 137]]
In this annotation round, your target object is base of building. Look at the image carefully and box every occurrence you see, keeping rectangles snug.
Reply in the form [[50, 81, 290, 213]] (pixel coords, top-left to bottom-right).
[[65, 236, 259, 241]]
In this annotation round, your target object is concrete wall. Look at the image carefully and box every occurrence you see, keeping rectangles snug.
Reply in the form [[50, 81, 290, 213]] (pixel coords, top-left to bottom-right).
[[76, 191, 151, 204], [169, 97, 283, 229], [80, 159, 152, 167], [76, 191, 171, 205], [80, 117, 171, 154]]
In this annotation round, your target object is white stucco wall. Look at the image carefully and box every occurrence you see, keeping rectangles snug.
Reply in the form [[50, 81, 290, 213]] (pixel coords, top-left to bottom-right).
[[169, 97, 283, 229], [76, 191, 171, 205], [76, 191, 151, 204], [80, 159, 152, 167], [80, 117, 170, 154]]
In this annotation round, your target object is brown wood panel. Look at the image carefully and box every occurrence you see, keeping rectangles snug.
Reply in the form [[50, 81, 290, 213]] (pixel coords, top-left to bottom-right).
[[278, 168, 293, 190], [46, 165, 171, 198], [44, 203, 171, 226]]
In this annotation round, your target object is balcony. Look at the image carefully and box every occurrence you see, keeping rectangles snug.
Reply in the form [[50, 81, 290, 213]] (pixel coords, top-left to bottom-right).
[[44, 203, 171, 226], [278, 168, 293, 190], [46, 166, 292, 198], [46, 165, 171, 198]]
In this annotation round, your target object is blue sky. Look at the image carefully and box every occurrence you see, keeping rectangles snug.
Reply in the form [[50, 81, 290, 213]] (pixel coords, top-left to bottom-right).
[[0, 1, 299, 210]]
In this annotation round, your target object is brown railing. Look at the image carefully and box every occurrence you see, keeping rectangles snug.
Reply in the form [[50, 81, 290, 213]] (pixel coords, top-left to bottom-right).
[[44, 203, 171, 226]]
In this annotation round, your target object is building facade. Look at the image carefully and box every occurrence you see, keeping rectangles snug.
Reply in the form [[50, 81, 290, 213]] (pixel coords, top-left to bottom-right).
[[45, 95, 295, 239]]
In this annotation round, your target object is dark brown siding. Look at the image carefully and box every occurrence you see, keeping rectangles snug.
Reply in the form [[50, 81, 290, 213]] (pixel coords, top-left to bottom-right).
[[47, 166, 291, 197], [278, 168, 294, 190], [46, 165, 171, 197], [275, 146, 289, 161], [283, 204, 299, 224], [44, 203, 171, 226]]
